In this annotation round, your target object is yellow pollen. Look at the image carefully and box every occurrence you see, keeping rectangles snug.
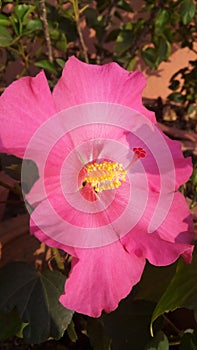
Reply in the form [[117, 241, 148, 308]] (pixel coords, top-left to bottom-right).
[[83, 161, 127, 193]]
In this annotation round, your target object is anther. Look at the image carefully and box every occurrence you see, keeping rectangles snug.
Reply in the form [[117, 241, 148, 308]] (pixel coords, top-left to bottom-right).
[[82, 161, 127, 193]]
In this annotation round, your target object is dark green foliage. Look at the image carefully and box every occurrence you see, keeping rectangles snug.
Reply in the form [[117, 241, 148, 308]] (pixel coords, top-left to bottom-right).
[[179, 330, 197, 350], [146, 331, 169, 350], [0, 262, 73, 343], [0, 310, 22, 341], [168, 60, 197, 113], [102, 299, 155, 350], [151, 248, 197, 331]]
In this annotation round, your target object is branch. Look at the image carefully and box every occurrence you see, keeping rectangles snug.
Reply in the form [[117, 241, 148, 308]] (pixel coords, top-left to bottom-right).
[[71, 0, 89, 63], [39, 0, 53, 63], [76, 20, 89, 63], [158, 122, 197, 142]]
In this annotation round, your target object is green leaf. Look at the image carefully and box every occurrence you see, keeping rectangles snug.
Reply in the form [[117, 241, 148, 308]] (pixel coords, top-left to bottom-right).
[[151, 250, 197, 331], [56, 58, 65, 69], [25, 19, 42, 32], [0, 310, 22, 341], [21, 159, 39, 193], [168, 92, 185, 103], [14, 4, 35, 22], [16, 322, 29, 338], [97, 0, 111, 13], [105, 28, 120, 43], [12, 4, 36, 35], [103, 298, 155, 350], [115, 29, 133, 54], [146, 331, 169, 350], [55, 32, 67, 51], [141, 47, 157, 69], [0, 262, 74, 343], [155, 9, 170, 28], [169, 79, 180, 91], [181, 0, 196, 24], [180, 329, 197, 350], [188, 104, 197, 115], [50, 28, 60, 40], [0, 24, 13, 47], [67, 320, 78, 343], [127, 57, 136, 71], [35, 60, 57, 74], [87, 318, 111, 350], [156, 38, 171, 63], [117, 0, 133, 12], [84, 8, 98, 28], [134, 262, 177, 303], [191, 165, 197, 188], [0, 14, 11, 26]]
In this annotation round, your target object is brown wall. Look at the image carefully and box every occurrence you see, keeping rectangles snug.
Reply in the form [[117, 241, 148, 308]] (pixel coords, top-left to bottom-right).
[[141, 46, 197, 99]]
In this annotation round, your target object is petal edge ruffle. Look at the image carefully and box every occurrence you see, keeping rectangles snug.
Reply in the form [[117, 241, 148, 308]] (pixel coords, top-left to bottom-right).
[[53, 56, 156, 123], [0, 71, 56, 157], [59, 242, 145, 317]]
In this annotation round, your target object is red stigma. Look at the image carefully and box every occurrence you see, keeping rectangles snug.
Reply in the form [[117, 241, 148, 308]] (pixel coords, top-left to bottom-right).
[[133, 147, 146, 159]]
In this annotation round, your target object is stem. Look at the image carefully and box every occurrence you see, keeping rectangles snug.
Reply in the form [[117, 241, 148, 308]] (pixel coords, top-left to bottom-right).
[[7, 41, 29, 76], [39, 0, 53, 63], [17, 41, 31, 77], [0, 200, 24, 204], [0, 180, 21, 197], [76, 21, 89, 63], [71, 0, 89, 63], [163, 314, 182, 336], [169, 340, 181, 346]]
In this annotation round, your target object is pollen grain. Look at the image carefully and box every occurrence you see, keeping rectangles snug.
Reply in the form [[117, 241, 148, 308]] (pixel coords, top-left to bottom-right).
[[83, 161, 127, 193]]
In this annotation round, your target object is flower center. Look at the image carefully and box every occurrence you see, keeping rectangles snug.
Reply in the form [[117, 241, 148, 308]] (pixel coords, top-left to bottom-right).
[[81, 147, 146, 194], [83, 161, 127, 193]]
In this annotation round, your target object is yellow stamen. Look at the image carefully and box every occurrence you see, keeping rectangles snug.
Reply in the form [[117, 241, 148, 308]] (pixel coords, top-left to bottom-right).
[[83, 161, 127, 193]]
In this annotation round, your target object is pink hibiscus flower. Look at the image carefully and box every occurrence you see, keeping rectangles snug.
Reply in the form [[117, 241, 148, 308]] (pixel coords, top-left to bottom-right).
[[0, 57, 194, 317]]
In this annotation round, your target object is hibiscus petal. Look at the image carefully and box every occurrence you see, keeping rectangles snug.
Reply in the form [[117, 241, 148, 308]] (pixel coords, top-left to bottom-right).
[[0, 72, 56, 157], [163, 135, 193, 189], [122, 192, 194, 266], [126, 126, 192, 193], [53, 56, 155, 122], [59, 242, 145, 317]]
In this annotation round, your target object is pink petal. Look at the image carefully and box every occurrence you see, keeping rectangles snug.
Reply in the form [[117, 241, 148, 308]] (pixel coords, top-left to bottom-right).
[[0, 72, 56, 157], [53, 56, 155, 122], [162, 135, 193, 189], [23, 106, 135, 206], [122, 192, 194, 266], [59, 242, 145, 317], [28, 182, 131, 250], [126, 126, 192, 193]]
